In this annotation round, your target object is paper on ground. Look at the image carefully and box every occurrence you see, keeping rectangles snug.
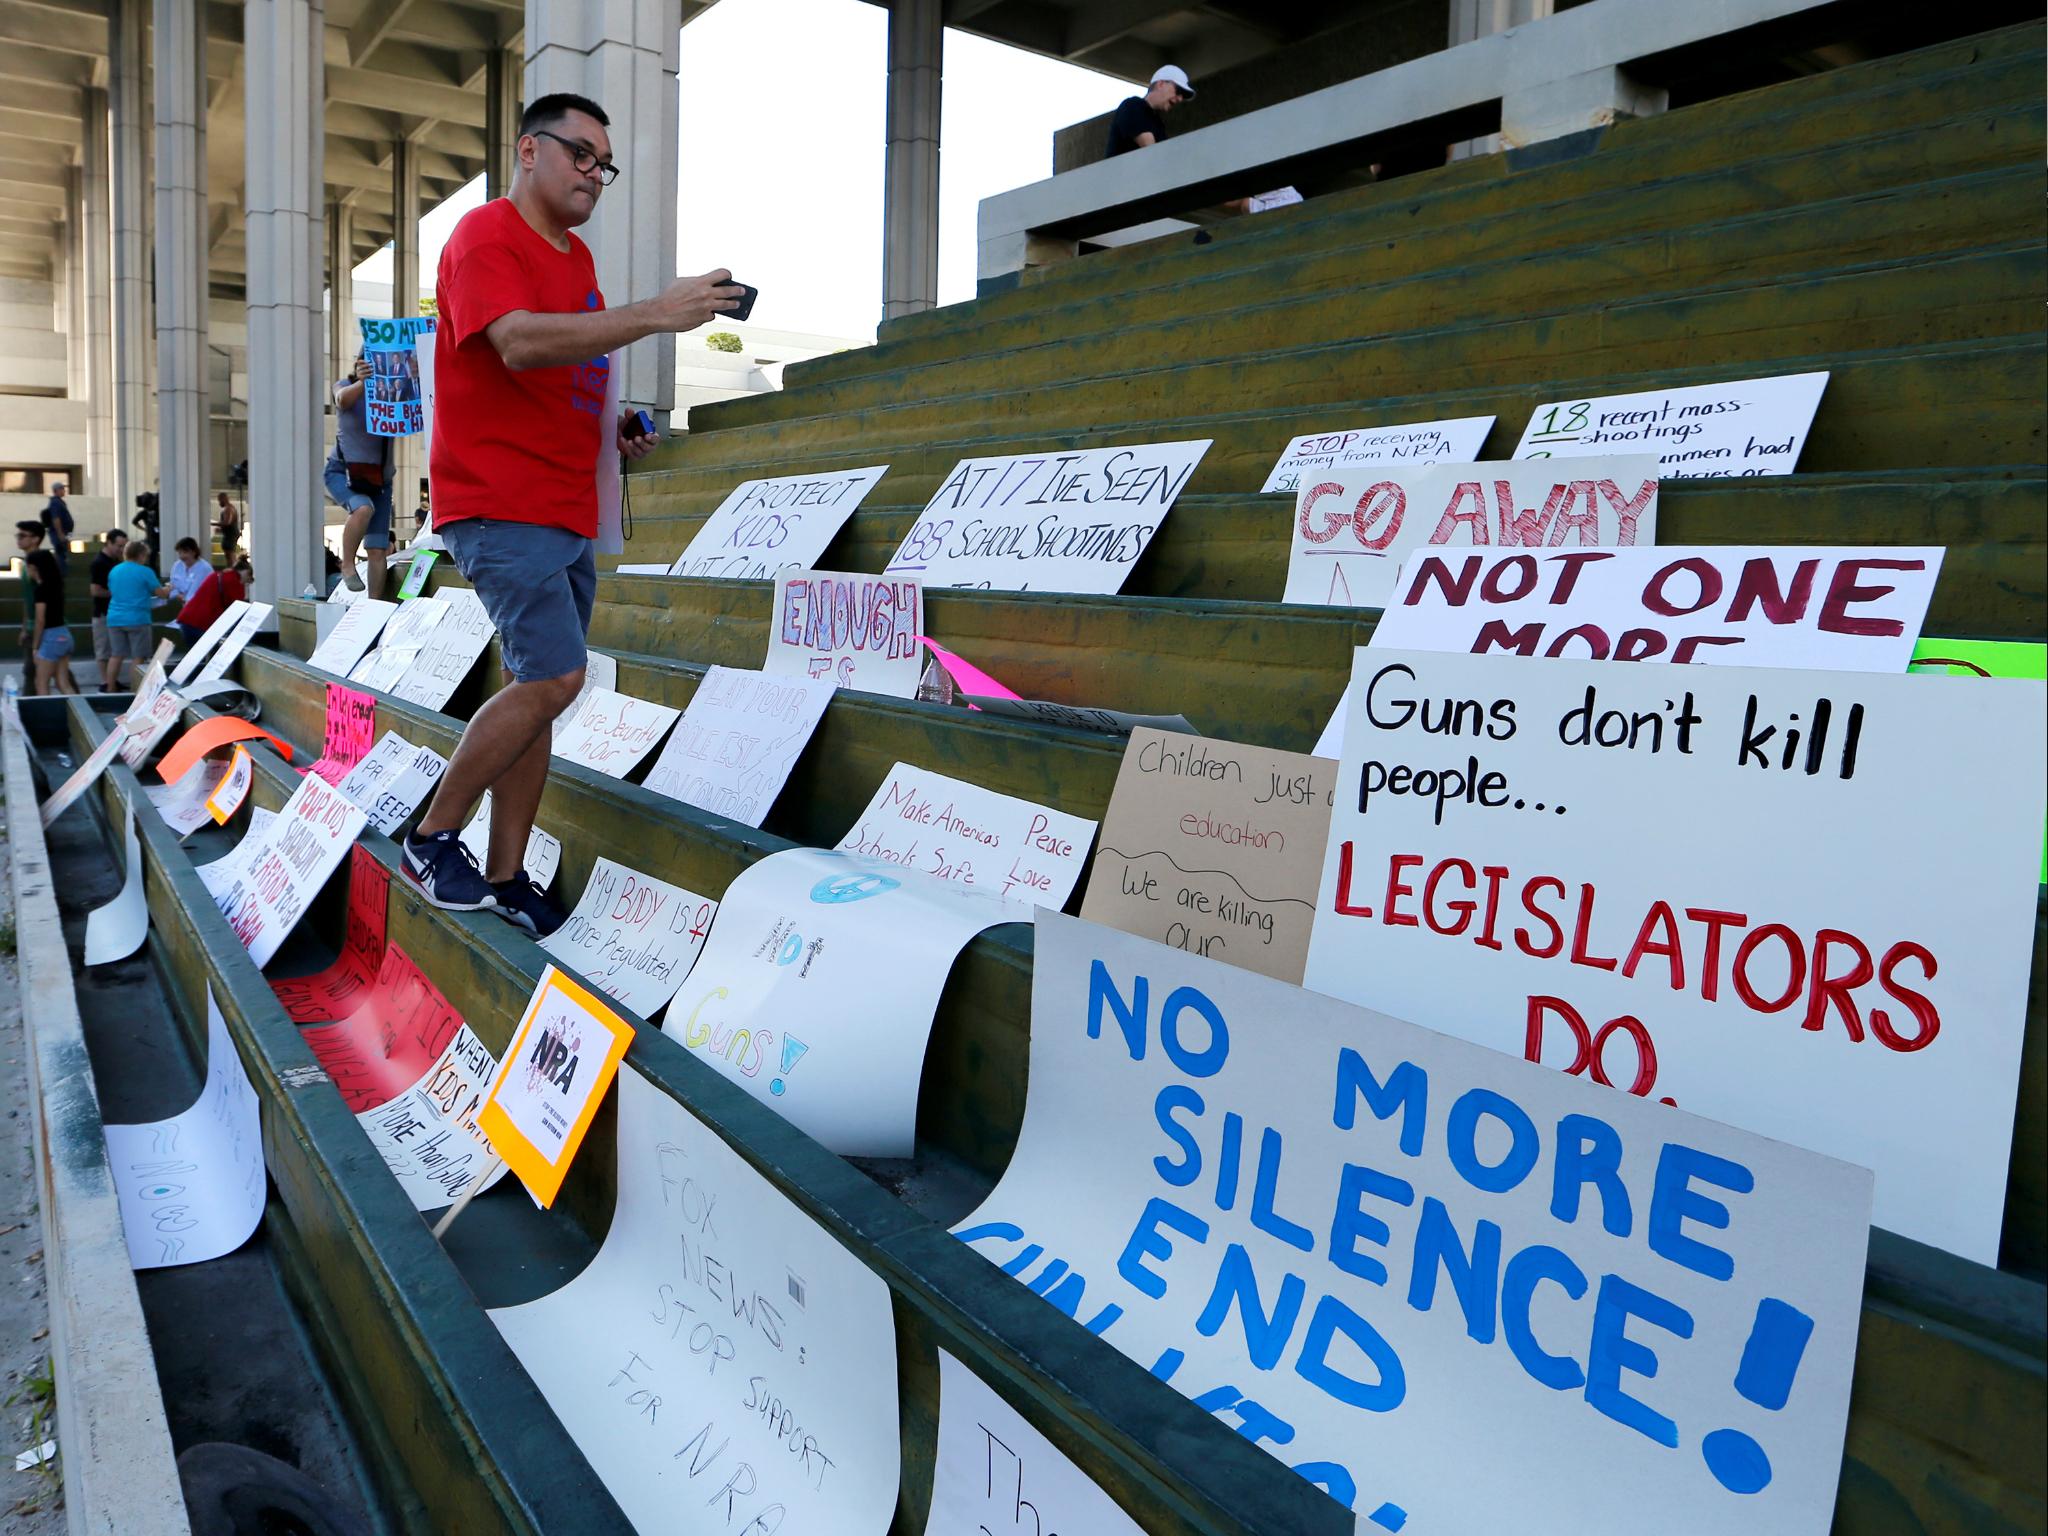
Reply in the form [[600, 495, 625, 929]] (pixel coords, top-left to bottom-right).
[[84, 806, 149, 965]]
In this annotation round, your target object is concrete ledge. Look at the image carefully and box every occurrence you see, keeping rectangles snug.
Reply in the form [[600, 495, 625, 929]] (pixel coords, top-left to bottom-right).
[[2, 699, 190, 1536]]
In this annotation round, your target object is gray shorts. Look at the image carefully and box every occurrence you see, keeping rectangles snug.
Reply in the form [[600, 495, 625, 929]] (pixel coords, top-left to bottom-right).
[[91, 615, 111, 661], [439, 517, 594, 684], [108, 624, 154, 660]]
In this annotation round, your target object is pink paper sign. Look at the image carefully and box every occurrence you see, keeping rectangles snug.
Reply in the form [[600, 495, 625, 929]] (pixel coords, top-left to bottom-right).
[[308, 684, 379, 785], [300, 941, 463, 1112], [918, 637, 1022, 707]]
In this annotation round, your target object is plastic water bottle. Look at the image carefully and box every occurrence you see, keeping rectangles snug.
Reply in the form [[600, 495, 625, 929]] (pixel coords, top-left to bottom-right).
[[300, 583, 320, 600]]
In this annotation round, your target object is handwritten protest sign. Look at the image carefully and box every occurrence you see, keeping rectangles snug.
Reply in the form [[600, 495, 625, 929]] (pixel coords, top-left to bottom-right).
[[642, 666, 834, 827], [1261, 414, 1496, 494], [302, 944, 464, 1112], [360, 315, 434, 437], [666, 846, 1016, 1156], [171, 599, 250, 685], [270, 845, 388, 1022], [885, 439, 1211, 594], [1303, 648, 2045, 1264], [146, 754, 231, 837], [1512, 372, 1828, 478], [337, 730, 447, 836], [195, 808, 277, 901], [549, 687, 681, 778], [117, 688, 186, 770], [389, 589, 492, 712], [460, 792, 561, 889], [537, 857, 717, 1020], [491, 1068, 900, 1533], [961, 915, 1871, 1531], [195, 601, 274, 684], [961, 694, 1197, 736], [205, 744, 254, 824], [668, 464, 889, 580], [395, 548, 439, 600], [306, 683, 379, 784], [1372, 547, 1941, 671], [836, 763, 1096, 909], [349, 593, 446, 693], [208, 771, 369, 970], [764, 569, 923, 696], [1080, 730, 1334, 982], [927, 1350, 1145, 1536], [84, 806, 148, 965], [39, 720, 133, 827], [478, 965, 635, 1207], [307, 597, 396, 677], [358, 1025, 508, 1212], [550, 650, 617, 743], [1284, 456, 1658, 610], [102, 990, 266, 1270], [1911, 637, 2048, 880]]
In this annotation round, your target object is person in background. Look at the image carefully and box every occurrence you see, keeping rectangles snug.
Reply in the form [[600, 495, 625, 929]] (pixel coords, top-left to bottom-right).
[[105, 539, 167, 684], [40, 481, 73, 572], [133, 490, 160, 555], [167, 536, 210, 608], [326, 350, 395, 593], [216, 491, 241, 562], [324, 547, 344, 597], [87, 525, 128, 692], [15, 521, 76, 696], [175, 559, 246, 650], [1107, 65, 1193, 157]]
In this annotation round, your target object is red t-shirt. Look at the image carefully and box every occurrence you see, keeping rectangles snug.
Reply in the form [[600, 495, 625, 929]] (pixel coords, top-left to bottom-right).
[[177, 569, 244, 631], [430, 197, 610, 536]]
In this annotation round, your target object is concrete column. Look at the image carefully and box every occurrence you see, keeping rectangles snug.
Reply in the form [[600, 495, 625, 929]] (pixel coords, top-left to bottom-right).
[[154, 0, 210, 558], [109, 0, 154, 517], [61, 172, 84, 402], [389, 138, 421, 516], [882, 0, 942, 320], [244, 0, 327, 605], [485, 45, 520, 201], [82, 87, 115, 501], [525, 0, 680, 424], [326, 198, 354, 385]]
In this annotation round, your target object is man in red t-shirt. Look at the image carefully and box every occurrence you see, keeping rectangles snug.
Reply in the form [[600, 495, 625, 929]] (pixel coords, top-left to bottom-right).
[[403, 92, 742, 932]]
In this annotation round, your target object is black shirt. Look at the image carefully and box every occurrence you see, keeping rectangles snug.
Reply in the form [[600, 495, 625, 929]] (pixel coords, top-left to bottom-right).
[[88, 550, 117, 617], [25, 549, 63, 629], [1107, 97, 1165, 157]]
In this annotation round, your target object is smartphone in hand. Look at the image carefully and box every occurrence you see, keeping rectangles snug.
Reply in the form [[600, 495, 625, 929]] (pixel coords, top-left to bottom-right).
[[724, 283, 759, 323]]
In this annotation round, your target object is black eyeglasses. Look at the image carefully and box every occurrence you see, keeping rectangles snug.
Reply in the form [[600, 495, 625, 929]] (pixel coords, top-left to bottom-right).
[[533, 130, 620, 185]]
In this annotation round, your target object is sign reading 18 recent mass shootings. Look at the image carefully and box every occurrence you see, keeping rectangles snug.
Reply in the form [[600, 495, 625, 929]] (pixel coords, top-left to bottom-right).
[[884, 439, 1211, 594], [958, 912, 1874, 1535], [1302, 647, 2047, 1266], [1511, 372, 1828, 478]]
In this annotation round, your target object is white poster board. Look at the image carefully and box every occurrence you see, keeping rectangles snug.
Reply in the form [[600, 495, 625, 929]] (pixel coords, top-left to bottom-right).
[[550, 650, 619, 742], [389, 588, 493, 712], [337, 730, 447, 836], [642, 666, 834, 827], [538, 857, 719, 1020], [209, 772, 369, 969], [1283, 456, 1658, 610], [668, 464, 889, 580], [549, 687, 681, 778], [461, 791, 562, 890], [356, 1024, 509, 1212], [349, 594, 447, 693], [883, 439, 1211, 594], [960, 694, 1198, 737], [39, 719, 133, 828], [764, 570, 924, 697], [146, 755, 232, 838], [836, 763, 1096, 910], [665, 846, 1016, 1156], [195, 601, 275, 683], [83, 806, 149, 965], [307, 597, 397, 677], [102, 990, 266, 1269], [195, 807, 278, 900], [1303, 648, 2046, 1264], [1512, 372, 1829, 477], [959, 914, 1872, 1533], [1371, 546, 1941, 669], [170, 600, 250, 686], [1260, 414, 1496, 494], [117, 687, 186, 770], [491, 1068, 901, 1535]]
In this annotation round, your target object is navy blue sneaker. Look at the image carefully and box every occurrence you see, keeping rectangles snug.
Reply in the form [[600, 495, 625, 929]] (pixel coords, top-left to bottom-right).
[[491, 873, 568, 938], [401, 829, 497, 912]]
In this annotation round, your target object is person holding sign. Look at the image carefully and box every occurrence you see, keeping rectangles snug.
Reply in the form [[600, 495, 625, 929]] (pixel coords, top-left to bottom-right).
[[325, 351, 395, 595], [402, 92, 745, 934]]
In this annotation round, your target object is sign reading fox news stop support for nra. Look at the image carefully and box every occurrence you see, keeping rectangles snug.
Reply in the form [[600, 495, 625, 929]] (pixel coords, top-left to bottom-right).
[[668, 464, 890, 581], [958, 913, 1873, 1535], [1372, 547, 1941, 671], [884, 439, 1211, 594], [478, 965, 635, 1208], [1260, 414, 1495, 494], [1284, 455, 1658, 611], [1512, 372, 1828, 478], [1303, 648, 2047, 1265]]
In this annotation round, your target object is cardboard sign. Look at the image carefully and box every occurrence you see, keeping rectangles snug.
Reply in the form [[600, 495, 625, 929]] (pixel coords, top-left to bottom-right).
[[389, 589, 493, 712], [642, 666, 834, 827], [550, 650, 618, 743], [1303, 648, 2046, 1264], [961, 694, 1198, 736], [209, 771, 369, 970], [1372, 547, 1941, 671], [39, 720, 133, 827], [102, 990, 266, 1269], [306, 683, 379, 784], [927, 1351, 1145, 1536], [665, 846, 1016, 1156], [307, 597, 397, 677], [146, 755, 232, 837], [668, 464, 890, 580], [549, 687, 681, 778], [1260, 414, 1496, 494], [1910, 638, 2048, 881], [537, 857, 718, 1020], [357, 1024, 509, 1212], [84, 806, 148, 965], [884, 439, 1210, 594], [1284, 456, 1659, 610], [270, 845, 388, 1023], [395, 548, 439, 600], [195, 601, 275, 683], [460, 792, 561, 890], [836, 762, 1097, 910], [1079, 729, 1335, 983], [764, 570, 924, 697], [302, 943, 464, 1113], [336, 730, 447, 836], [1512, 372, 1828, 478], [958, 914, 1872, 1532], [156, 715, 293, 785], [205, 744, 254, 824], [490, 1068, 901, 1534], [350, 593, 447, 692], [360, 315, 434, 437], [477, 965, 635, 1208], [171, 599, 250, 686]]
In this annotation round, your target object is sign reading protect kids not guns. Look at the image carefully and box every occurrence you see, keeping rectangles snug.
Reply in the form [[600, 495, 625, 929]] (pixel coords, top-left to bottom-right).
[[1302, 648, 2047, 1266], [958, 914, 1873, 1535], [478, 966, 635, 1208]]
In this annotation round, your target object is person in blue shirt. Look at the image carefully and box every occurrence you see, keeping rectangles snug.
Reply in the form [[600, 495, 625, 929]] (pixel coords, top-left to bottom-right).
[[104, 540, 167, 687]]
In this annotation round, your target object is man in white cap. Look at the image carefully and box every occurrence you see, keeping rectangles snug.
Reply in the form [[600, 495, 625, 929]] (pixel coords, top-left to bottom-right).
[[1107, 65, 1194, 157]]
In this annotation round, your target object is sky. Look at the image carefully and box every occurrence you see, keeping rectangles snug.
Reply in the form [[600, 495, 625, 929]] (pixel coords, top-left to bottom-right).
[[353, 0, 1135, 342]]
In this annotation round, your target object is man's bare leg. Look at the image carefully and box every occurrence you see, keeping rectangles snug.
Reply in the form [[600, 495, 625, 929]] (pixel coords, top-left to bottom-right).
[[339, 501, 373, 589], [367, 546, 389, 597], [480, 730, 552, 883], [413, 668, 583, 843]]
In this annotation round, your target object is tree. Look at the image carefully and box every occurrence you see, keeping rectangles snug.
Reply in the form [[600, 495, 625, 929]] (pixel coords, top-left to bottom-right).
[[705, 331, 742, 353]]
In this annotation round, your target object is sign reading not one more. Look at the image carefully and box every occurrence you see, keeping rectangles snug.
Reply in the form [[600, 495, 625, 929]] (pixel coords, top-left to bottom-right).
[[884, 439, 1210, 594], [1512, 372, 1828, 477]]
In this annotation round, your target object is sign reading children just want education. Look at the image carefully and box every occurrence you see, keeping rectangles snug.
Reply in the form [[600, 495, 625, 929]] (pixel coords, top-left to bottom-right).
[[958, 914, 1874, 1534], [1302, 648, 2047, 1266], [884, 439, 1211, 594]]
